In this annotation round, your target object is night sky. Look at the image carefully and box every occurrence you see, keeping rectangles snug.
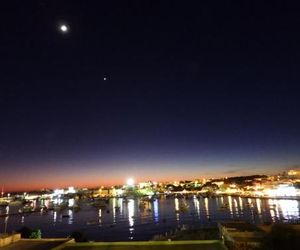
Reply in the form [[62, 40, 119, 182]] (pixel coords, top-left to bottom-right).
[[1, 1, 300, 191]]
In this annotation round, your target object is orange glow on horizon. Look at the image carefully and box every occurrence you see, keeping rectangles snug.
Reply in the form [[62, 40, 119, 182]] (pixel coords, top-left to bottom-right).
[[0, 166, 276, 192], [2, 173, 192, 192]]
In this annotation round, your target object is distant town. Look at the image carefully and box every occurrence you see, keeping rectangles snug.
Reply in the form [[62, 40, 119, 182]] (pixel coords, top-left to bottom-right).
[[1, 169, 300, 207], [1, 169, 300, 249]]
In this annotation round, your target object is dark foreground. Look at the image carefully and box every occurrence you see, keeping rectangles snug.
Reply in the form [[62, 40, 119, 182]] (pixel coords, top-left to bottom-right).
[[0, 239, 68, 250], [1, 240, 226, 250]]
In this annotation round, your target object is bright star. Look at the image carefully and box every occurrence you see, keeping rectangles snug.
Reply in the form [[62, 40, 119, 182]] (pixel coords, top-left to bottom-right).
[[60, 24, 68, 33]]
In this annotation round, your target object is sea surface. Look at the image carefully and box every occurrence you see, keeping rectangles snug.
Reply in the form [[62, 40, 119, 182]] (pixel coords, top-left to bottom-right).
[[0, 196, 299, 241]]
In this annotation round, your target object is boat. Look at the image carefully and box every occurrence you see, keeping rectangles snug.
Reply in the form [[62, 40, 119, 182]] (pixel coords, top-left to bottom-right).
[[0, 201, 9, 207], [90, 200, 106, 209], [19, 205, 34, 213], [176, 202, 189, 213], [122, 198, 129, 203], [219, 204, 229, 211], [179, 203, 189, 212], [139, 202, 146, 209], [141, 196, 156, 202], [246, 202, 254, 208], [87, 220, 98, 225], [54, 202, 68, 212], [9, 200, 22, 206], [40, 206, 48, 213], [73, 204, 81, 212]]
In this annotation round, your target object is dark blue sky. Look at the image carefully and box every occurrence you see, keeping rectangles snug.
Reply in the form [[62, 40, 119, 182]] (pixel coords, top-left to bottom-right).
[[1, 1, 300, 190]]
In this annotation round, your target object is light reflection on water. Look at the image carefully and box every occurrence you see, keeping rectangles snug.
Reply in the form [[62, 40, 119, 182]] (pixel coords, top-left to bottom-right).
[[112, 198, 116, 223], [204, 197, 209, 218], [68, 209, 73, 225], [278, 199, 299, 220], [1, 196, 300, 241], [127, 199, 135, 240], [119, 198, 123, 216], [239, 197, 243, 211], [193, 196, 200, 218], [174, 198, 180, 221], [153, 199, 159, 223], [233, 198, 238, 215], [98, 209, 102, 225], [256, 198, 262, 214], [53, 211, 57, 223], [128, 199, 134, 227], [228, 196, 233, 217]]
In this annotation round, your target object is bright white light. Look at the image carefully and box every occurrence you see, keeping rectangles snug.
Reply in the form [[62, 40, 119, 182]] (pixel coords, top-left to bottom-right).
[[278, 199, 299, 219], [53, 189, 64, 197], [68, 198, 74, 207], [116, 189, 124, 196], [68, 186, 75, 194], [127, 178, 134, 186], [60, 24, 68, 32], [266, 184, 297, 197], [276, 185, 296, 196]]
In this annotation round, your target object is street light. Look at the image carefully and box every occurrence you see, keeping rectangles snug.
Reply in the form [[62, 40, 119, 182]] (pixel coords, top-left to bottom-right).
[[127, 178, 134, 186]]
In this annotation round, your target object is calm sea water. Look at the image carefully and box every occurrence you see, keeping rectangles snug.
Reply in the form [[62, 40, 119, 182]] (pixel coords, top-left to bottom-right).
[[0, 196, 299, 241]]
